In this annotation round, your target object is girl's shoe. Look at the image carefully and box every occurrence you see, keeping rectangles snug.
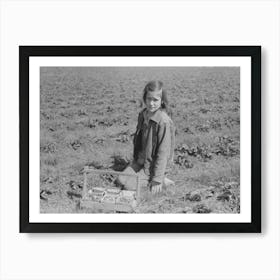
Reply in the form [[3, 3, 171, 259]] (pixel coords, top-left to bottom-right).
[[163, 177, 175, 188]]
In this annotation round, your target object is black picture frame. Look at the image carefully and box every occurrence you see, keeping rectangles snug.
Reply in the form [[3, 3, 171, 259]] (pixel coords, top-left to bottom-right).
[[20, 46, 261, 233]]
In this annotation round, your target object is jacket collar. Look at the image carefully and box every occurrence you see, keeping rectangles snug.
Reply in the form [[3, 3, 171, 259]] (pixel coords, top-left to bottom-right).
[[142, 108, 163, 124]]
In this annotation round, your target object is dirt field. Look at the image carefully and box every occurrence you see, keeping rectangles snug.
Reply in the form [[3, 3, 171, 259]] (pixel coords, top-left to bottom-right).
[[40, 67, 240, 214]]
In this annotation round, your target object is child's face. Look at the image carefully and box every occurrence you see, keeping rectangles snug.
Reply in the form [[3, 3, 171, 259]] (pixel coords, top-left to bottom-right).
[[145, 90, 162, 113]]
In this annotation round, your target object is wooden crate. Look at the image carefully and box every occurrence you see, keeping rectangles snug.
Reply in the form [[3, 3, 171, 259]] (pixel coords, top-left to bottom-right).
[[79, 166, 140, 213]]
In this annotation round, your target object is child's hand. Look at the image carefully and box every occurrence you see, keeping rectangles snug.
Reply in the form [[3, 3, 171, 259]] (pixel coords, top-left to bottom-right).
[[149, 181, 162, 194]]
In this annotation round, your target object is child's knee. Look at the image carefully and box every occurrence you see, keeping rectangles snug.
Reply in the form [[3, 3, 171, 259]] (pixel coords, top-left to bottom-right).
[[129, 160, 143, 172]]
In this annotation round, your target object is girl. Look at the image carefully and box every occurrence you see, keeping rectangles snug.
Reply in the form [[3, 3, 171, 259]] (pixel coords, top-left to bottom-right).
[[118, 80, 175, 194]]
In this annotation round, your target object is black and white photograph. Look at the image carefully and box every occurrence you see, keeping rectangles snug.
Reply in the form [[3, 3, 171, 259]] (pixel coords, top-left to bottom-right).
[[20, 46, 261, 232], [3, 0, 280, 279], [40, 67, 240, 214]]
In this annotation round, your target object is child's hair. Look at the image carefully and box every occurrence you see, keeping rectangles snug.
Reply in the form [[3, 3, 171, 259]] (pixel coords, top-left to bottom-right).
[[142, 80, 173, 117]]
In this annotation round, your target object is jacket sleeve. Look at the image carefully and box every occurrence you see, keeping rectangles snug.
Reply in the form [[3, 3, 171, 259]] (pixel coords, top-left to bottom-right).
[[151, 120, 171, 183], [133, 111, 143, 160]]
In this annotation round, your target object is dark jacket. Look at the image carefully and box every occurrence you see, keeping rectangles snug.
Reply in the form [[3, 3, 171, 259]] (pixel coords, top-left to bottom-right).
[[133, 108, 175, 183]]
